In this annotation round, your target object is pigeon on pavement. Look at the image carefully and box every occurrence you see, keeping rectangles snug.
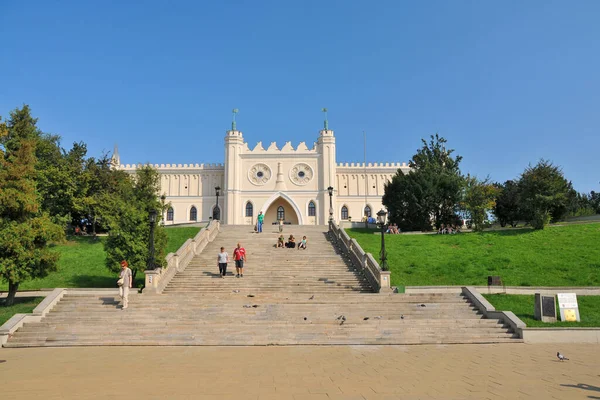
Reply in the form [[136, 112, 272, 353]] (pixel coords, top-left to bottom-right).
[[557, 352, 569, 361], [309, 295, 315, 300], [400, 315, 404, 320]]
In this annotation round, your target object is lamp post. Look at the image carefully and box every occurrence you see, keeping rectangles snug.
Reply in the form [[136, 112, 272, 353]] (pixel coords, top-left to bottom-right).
[[376, 209, 389, 271], [148, 209, 157, 270], [214, 186, 221, 220], [160, 195, 166, 226], [327, 186, 334, 222]]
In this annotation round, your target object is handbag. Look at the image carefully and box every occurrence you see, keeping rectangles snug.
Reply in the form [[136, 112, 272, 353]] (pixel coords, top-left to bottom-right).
[[117, 278, 125, 286]]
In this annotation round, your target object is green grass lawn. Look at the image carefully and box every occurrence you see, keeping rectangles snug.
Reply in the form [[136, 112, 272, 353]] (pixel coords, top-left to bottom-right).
[[346, 223, 600, 287], [0, 226, 201, 291], [0, 297, 44, 326], [165, 227, 201, 254], [483, 294, 600, 327]]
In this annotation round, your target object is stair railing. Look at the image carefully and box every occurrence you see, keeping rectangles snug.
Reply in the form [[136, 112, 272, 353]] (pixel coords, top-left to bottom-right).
[[144, 220, 221, 294], [328, 221, 391, 293]]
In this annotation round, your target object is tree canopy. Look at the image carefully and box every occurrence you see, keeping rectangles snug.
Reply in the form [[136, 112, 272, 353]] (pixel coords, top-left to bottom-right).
[[0, 106, 64, 305], [383, 134, 464, 231]]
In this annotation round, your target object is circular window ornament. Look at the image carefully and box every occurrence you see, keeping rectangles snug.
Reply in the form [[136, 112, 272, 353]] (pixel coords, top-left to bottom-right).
[[248, 163, 272, 186], [290, 163, 314, 186]]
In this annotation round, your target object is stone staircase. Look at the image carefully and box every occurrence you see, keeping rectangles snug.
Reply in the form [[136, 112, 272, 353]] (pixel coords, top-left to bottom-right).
[[4, 225, 522, 347], [164, 225, 372, 294]]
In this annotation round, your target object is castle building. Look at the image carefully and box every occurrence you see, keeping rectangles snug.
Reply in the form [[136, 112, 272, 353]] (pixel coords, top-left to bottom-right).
[[115, 118, 409, 225]]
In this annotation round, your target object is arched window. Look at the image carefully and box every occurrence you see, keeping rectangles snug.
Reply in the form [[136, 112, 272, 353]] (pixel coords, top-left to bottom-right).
[[277, 206, 285, 221], [245, 202, 253, 217], [190, 206, 197, 221], [364, 205, 372, 218], [167, 207, 174, 221], [341, 206, 348, 220], [308, 201, 316, 217], [213, 206, 220, 220]]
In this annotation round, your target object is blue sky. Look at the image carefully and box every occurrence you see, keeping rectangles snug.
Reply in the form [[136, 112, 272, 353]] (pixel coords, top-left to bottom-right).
[[1, 1, 598, 192]]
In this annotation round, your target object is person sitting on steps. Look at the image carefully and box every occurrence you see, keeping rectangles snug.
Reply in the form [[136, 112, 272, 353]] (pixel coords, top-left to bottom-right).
[[286, 235, 296, 248], [297, 236, 307, 250], [277, 235, 285, 248]]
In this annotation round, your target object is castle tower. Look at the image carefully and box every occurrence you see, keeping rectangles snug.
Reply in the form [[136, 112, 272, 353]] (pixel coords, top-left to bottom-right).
[[316, 122, 336, 224], [223, 110, 243, 224]]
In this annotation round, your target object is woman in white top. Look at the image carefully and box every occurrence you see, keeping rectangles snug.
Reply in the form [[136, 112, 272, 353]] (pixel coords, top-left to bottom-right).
[[217, 247, 229, 278]]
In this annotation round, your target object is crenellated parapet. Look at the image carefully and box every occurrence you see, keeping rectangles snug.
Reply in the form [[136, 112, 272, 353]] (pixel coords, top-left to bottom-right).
[[336, 162, 409, 168], [242, 141, 317, 154], [119, 163, 225, 171]]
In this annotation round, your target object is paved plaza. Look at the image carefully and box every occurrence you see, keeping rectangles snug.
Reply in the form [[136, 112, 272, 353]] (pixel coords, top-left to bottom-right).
[[1, 343, 599, 399]]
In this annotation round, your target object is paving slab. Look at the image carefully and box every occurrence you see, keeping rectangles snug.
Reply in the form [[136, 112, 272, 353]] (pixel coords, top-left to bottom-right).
[[1, 344, 599, 399]]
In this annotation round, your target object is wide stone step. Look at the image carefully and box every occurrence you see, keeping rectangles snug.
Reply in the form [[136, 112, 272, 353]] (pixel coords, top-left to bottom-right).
[[4, 334, 522, 347]]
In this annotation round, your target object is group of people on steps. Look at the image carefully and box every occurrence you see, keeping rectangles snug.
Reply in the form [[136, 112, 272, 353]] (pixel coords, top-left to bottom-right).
[[216, 243, 247, 278]]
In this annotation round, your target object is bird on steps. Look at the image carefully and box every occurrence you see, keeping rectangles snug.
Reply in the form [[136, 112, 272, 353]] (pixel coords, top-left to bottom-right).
[[557, 352, 569, 361], [309, 295, 314, 300]]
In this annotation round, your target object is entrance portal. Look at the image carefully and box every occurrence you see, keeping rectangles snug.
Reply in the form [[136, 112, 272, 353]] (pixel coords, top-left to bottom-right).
[[264, 197, 299, 225]]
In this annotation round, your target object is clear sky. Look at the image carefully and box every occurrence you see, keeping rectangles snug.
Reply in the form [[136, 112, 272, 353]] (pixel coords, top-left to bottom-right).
[[1, 1, 598, 192]]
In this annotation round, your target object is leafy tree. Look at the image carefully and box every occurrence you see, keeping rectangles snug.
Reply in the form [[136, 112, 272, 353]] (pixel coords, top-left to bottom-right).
[[518, 159, 573, 229], [567, 191, 597, 217], [461, 176, 498, 232], [591, 191, 600, 214], [383, 134, 464, 231], [35, 135, 89, 226], [72, 153, 121, 236], [0, 106, 64, 305], [493, 180, 522, 227], [100, 165, 167, 282]]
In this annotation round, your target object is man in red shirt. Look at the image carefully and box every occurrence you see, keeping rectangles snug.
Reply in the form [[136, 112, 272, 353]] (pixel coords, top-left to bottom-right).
[[233, 242, 247, 278]]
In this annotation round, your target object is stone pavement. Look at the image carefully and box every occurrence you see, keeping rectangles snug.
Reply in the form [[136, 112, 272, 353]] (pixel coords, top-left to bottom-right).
[[1, 344, 599, 399]]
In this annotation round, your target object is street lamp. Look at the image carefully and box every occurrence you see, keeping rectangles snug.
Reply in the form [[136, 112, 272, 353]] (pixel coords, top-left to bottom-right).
[[214, 186, 221, 220], [148, 209, 157, 270], [327, 186, 334, 222], [160, 195, 166, 225], [376, 209, 389, 271]]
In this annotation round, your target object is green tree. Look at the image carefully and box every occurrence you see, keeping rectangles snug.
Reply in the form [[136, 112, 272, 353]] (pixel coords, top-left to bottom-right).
[[461, 176, 498, 232], [493, 180, 522, 227], [518, 159, 573, 229], [100, 164, 167, 282], [383, 134, 464, 231], [0, 106, 64, 305]]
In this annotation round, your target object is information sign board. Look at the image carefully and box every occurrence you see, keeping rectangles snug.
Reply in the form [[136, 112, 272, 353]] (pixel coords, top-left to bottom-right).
[[557, 293, 580, 322]]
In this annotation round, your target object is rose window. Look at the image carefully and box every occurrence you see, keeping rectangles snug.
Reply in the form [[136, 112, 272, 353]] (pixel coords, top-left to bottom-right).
[[248, 163, 272, 186], [290, 163, 314, 186]]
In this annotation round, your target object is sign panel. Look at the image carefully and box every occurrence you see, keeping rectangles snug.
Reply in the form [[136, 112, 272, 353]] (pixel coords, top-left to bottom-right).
[[557, 293, 580, 322]]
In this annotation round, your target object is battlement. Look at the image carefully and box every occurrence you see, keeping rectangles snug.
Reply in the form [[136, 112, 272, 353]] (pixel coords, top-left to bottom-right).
[[336, 162, 409, 169], [242, 141, 317, 154], [119, 163, 225, 170]]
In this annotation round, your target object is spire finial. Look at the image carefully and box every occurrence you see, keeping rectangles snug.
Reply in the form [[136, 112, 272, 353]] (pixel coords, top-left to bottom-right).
[[111, 143, 120, 166], [232, 108, 239, 131], [322, 108, 328, 130]]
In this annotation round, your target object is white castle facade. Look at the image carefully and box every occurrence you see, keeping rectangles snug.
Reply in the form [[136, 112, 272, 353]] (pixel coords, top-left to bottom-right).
[[116, 124, 409, 226]]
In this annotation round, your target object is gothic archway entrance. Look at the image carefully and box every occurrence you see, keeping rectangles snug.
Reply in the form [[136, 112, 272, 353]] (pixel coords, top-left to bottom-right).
[[263, 196, 299, 225]]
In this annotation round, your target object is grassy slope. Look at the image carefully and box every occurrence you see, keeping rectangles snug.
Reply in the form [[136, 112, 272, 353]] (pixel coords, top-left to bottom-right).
[[165, 227, 202, 254], [0, 226, 201, 291], [347, 223, 600, 287], [484, 294, 600, 327], [0, 297, 44, 326]]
